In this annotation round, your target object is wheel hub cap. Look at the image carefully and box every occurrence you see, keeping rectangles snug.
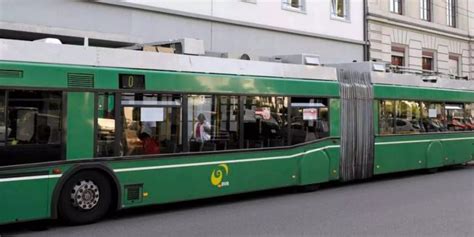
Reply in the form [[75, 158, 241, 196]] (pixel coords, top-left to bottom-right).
[[71, 180, 100, 210]]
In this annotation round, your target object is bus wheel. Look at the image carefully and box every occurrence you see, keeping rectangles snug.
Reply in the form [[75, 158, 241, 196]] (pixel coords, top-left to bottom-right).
[[297, 184, 320, 193], [426, 168, 439, 174], [58, 170, 112, 225]]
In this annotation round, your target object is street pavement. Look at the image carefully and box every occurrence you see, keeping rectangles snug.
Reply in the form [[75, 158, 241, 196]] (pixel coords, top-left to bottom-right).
[[1, 165, 473, 237]]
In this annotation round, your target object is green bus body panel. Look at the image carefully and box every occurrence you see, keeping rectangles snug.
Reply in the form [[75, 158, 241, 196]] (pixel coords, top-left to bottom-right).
[[373, 102, 380, 135], [329, 99, 341, 137], [66, 92, 95, 160], [0, 61, 339, 97], [109, 142, 340, 207], [326, 148, 341, 180], [114, 156, 299, 205], [441, 138, 474, 165], [0, 63, 68, 88], [299, 151, 331, 185], [0, 140, 342, 224], [374, 133, 474, 174], [97, 144, 339, 208], [298, 140, 340, 185], [0, 172, 50, 223], [426, 141, 444, 168], [374, 85, 474, 102], [144, 71, 339, 96]]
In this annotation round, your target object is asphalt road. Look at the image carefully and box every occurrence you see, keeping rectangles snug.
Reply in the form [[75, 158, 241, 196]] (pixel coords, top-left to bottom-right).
[[1, 166, 473, 237]]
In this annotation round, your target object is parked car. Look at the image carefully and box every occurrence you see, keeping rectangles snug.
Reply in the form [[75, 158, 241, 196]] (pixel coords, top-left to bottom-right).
[[447, 118, 468, 131], [422, 118, 447, 132], [394, 118, 421, 134], [462, 118, 474, 130], [382, 118, 421, 134]]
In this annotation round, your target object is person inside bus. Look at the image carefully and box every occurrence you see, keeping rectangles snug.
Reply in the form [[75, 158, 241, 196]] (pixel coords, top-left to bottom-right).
[[192, 113, 211, 151], [138, 122, 160, 155]]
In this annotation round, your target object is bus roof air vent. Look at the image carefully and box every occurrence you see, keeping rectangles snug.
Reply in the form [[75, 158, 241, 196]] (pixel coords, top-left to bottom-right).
[[0, 69, 23, 79], [67, 73, 94, 88]]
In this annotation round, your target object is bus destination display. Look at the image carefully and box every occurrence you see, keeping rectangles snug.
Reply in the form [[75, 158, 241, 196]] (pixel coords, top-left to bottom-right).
[[119, 74, 145, 89]]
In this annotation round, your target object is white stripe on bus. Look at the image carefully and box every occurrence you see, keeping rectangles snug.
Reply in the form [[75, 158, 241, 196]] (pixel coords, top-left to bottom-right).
[[113, 145, 340, 173], [374, 137, 474, 145], [0, 174, 62, 183], [0, 136, 472, 182]]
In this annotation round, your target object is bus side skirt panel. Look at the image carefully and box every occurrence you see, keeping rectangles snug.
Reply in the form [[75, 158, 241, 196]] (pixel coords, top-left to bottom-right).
[[299, 150, 330, 186]]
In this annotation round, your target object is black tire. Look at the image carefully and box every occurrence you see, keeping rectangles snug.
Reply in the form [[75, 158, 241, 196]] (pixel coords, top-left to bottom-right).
[[297, 184, 320, 193], [426, 168, 439, 174], [58, 170, 113, 225]]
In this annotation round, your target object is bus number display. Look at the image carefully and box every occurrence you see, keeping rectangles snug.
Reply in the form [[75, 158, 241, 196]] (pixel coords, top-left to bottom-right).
[[119, 74, 145, 90]]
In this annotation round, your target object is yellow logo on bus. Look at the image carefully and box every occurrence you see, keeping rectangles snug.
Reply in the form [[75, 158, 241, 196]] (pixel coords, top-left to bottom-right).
[[210, 164, 230, 188]]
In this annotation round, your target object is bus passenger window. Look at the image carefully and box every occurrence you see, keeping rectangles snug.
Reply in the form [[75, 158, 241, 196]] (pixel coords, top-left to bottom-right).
[[120, 93, 182, 156], [97, 93, 116, 157], [421, 102, 446, 132], [243, 96, 288, 148], [0, 91, 5, 146], [187, 95, 240, 152], [0, 90, 62, 166], [7, 91, 62, 145], [395, 101, 422, 134], [465, 103, 474, 130], [445, 103, 466, 131], [290, 98, 329, 145], [380, 100, 395, 135]]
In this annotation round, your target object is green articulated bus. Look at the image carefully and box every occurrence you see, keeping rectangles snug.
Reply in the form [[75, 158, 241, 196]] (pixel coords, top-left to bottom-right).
[[0, 39, 473, 225]]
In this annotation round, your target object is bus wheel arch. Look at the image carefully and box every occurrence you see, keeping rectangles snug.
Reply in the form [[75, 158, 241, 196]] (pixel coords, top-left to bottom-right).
[[51, 164, 121, 223]]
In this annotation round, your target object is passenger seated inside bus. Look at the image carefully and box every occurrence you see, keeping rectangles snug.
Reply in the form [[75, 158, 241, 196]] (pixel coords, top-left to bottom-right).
[[122, 110, 161, 156], [138, 128, 160, 155]]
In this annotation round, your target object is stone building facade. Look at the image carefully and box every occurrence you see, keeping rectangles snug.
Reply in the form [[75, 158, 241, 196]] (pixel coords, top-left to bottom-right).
[[0, 0, 365, 64], [367, 0, 473, 79]]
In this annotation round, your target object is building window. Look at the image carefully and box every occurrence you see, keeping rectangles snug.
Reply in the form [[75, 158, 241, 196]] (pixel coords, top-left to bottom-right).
[[422, 51, 435, 71], [331, 0, 349, 19], [391, 46, 406, 67], [420, 0, 431, 21], [282, 0, 305, 12], [448, 54, 460, 76], [390, 0, 403, 14], [447, 0, 456, 27]]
